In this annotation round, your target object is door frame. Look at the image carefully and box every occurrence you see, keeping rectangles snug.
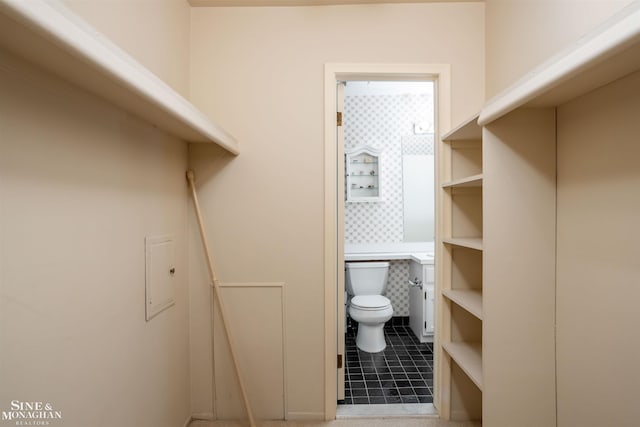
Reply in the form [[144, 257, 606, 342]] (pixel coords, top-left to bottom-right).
[[323, 63, 451, 420]]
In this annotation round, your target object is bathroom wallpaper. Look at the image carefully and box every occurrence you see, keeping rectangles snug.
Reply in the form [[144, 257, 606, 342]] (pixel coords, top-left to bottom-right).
[[344, 91, 434, 316], [344, 92, 434, 245], [385, 260, 411, 316]]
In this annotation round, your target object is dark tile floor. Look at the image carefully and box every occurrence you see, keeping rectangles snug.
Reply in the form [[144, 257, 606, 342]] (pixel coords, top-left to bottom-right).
[[340, 319, 434, 405]]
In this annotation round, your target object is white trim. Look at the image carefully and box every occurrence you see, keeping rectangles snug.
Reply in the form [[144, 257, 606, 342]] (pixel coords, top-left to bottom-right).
[[324, 63, 450, 421], [336, 403, 438, 418], [0, 0, 239, 152]]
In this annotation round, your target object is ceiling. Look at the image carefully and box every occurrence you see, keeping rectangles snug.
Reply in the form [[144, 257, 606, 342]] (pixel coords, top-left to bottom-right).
[[188, 0, 481, 7]]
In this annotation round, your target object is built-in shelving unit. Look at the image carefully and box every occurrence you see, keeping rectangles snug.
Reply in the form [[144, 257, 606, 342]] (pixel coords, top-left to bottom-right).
[[456, 3, 640, 426], [0, 0, 239, 153], [438, 112, 483, 422]]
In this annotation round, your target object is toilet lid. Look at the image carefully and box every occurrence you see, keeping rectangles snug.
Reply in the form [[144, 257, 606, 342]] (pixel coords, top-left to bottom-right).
[[351, 295, 391, 310]]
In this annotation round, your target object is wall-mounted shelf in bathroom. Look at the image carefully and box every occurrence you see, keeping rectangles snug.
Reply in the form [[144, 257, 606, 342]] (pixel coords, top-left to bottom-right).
[[346, 145, 382, 202], [0, 0, 239, 153]]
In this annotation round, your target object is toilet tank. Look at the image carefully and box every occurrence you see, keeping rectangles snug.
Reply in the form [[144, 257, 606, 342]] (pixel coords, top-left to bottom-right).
[[345, 262, 390, 295]]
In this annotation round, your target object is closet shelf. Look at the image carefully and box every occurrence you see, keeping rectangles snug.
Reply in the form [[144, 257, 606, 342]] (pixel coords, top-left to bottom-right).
[[479, 1, 640, 126], [442, 237, 483, 251], [442, 113, 481, 141], [0, 0, 239, 153], [442, 290, 483, 320], [442, 174, 483, 188], [442, 342, 483, 390]]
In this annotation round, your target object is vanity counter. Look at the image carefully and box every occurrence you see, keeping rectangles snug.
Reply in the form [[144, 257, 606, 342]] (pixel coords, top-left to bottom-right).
[[345, 242, 434, 264]]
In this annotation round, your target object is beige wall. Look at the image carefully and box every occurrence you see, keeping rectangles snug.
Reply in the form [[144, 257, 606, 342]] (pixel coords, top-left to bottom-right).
[[188, 3, 484, 418], [0, 2, 193, 426], [0, 49, 191, 427], [484, 0, 633, 99], [484, 2, 639, 425], [62, 0, 191, 97], [556, 70, 640, 427]]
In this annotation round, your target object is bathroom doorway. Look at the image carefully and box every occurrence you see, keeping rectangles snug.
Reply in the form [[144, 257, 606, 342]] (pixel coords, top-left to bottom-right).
[[338, 79, 436, 415], [323, 63, 451, 420]]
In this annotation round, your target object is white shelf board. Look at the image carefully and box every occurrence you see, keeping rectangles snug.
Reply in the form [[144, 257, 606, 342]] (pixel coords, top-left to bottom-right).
[[0, 0, 238, 153], [442, 174, 483, 189], [443, 289, 483, 320], [479, 2, 640, 126], [441, 113, 481, 141], [442, 237, 483, 251], [442, 341, 483, 390]]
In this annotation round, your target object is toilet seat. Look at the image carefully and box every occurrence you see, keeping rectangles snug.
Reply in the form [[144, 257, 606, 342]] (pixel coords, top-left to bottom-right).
[[351, 295, 391, 311]]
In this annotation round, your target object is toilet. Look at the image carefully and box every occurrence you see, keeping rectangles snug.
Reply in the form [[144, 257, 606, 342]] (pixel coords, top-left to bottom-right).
[[345, 261, 394, 353]]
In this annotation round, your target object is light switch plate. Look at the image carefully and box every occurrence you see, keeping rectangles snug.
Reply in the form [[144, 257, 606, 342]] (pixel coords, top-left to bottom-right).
[[145, 235, 175, 321], [413, 121, 431, 135]]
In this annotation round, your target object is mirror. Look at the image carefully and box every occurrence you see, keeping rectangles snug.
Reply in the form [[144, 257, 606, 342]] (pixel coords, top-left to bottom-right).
[[403, 153, 435, 242]]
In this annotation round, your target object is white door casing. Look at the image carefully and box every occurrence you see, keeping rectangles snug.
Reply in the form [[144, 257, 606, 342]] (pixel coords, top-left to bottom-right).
[[323, 63, 450, 420]]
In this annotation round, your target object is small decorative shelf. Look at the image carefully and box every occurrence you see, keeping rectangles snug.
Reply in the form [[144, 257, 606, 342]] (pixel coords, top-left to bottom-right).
[[346, 145, 382, 202]]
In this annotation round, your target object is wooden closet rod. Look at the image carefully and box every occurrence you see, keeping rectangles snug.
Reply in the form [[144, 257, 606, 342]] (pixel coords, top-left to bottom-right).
[[186, 170, 256, 427]]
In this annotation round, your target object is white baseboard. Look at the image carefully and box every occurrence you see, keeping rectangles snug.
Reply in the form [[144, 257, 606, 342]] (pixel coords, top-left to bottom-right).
[[337, 403, 437, 418]]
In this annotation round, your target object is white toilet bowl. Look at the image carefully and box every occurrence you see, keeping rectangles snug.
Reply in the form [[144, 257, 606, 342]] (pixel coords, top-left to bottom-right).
[[349, 294, 393, 353]]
